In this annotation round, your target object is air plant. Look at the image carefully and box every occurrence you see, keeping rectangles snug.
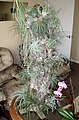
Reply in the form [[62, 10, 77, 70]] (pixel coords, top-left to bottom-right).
[[12, 0, 69, 119]]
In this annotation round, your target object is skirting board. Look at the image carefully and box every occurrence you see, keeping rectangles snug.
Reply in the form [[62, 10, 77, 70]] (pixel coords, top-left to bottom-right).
[[71, 59, 79, 64]]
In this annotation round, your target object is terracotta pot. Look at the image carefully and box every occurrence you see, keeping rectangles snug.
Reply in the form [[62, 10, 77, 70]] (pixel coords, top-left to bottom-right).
[[10, 97, 49, 120], [10, 97, 22, 120]]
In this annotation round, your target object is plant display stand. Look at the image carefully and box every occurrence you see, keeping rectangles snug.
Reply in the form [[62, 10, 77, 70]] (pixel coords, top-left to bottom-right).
[[11, 0, 70, 119]]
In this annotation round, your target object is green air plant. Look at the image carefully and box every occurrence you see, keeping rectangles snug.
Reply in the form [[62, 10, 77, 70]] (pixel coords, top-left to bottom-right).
[[13, 0, 68, 119]]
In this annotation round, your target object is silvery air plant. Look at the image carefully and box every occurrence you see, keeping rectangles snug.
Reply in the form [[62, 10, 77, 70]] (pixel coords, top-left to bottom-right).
[[13, 0, 68, 119]]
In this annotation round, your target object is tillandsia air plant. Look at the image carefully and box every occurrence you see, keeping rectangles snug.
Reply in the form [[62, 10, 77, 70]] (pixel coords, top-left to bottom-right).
[[12, 0, 69, 119]]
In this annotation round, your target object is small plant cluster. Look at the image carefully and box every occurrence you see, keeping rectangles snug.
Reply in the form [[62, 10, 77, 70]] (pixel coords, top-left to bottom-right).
[[13, 0, 71, 119]]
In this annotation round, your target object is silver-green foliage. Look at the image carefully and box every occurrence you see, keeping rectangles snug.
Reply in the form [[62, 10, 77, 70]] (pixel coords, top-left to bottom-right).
[[13, 0, 67, 118]]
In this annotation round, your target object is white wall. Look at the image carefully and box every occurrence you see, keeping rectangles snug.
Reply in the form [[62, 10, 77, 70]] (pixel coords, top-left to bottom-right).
[[0, 0, 45, 64], [71, 0, 79, 63], [0, 21, 21, 64], [48, 0, 75, 59], [0, 0, 75, 64]]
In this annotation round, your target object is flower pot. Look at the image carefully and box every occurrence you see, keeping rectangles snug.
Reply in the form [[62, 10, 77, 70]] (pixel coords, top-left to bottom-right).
[[10, 97, 22, 120], [10, 97, 49, 120]]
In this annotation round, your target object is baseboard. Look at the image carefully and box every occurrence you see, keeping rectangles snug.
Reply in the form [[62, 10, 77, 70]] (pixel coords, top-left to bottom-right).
[[71, 59, 79, 64]]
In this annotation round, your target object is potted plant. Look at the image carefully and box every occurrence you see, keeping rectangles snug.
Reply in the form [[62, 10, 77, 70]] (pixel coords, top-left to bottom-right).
[[10, 0, 71, 119]]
